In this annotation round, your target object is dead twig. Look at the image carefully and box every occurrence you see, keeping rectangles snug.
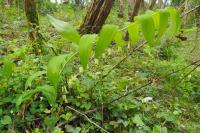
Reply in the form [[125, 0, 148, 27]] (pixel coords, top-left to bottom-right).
[[182, 4, 200, 17], [57, 106, 109, 133]]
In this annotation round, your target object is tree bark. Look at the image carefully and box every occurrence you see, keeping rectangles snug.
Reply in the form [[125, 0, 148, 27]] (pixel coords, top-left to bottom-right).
[[118, 0, 125, 18], [158, 0, 163, 8], [24, 0, 43, 54], [79, 0, 115, 34], [6, 0, 14, 6], [25, 0, 39, 40], [149, 0, 157, 10], [128, 0, 141, 22]]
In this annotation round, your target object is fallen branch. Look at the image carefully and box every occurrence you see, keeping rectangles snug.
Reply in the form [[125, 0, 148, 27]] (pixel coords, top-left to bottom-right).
[[57, 106, 108, 133], [172, 63, 200, 91], [182, 4, 200, 17]]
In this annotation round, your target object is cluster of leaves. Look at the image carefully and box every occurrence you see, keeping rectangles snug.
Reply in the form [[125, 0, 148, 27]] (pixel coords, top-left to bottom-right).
[[1, 5, 200, 133]]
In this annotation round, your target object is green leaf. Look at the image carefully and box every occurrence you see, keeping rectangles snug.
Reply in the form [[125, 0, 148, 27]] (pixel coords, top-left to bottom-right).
[[114, 29, 125, 47], [37, 85, 57, 106], [44, 115, 59, 129], [138, 14, 155, 46], [127, 22, 140, 46], [47, 15, 80, 44], [2, 60, 15, 79], [47, 54, 67, 87], [16, 89, 38, 107], [79, 34, 97, 69], [95, 25, 118, 58], [146, 10, 159, 29], [1, 115, 12, 125], [25, 71, 46, 89], [16, 85, 56, 107], [53, 127, 64, 133], [161, 127, 168, 133], [60, 112, 73, 121], [66, 125, 81, 133], [157, 9, 170, 39], [166, 7, 182, 38], [132, 114, 144, 126]]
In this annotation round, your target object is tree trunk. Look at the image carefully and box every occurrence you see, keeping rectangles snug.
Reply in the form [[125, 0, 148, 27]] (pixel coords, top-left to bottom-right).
[[118, 0, 125, 18], [128, 0, 141, 22], [79, 0, 115, 34], [24, 0, 43, 54], [158, 0, 163, 8], [149, 0, 157, 10], [128, 0, 135, 17], [6, 0, 14, 6], [183, 0, 189, 26]]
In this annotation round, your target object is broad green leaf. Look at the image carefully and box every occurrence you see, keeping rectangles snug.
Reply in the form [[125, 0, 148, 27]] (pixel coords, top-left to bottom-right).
[[1, 115, 12, 125], [79, 34, 97, 69], [66, 125, 81, 133], [153, 125, 168, 133], [2, 60, 15, 79], [114, 29, 125, 47], [157, 9, 170, 39], [146, 10, 159, 29], [60, 112, 73, 121], [47, 15, 80, 44], [37, 85, 57, 106], [47, 54, 67, 87], [161, 127, 168, 133], [152, 12, 160, 30], [127, 22, 140, 46], [138, 14, 155, 46], [53, 127, 64, 133], [166, 7, 182, 38], [95, 25, 118, 58], [16, 85, 56, 107], [25, 71, 46, 89], [132, 114, 144, 126], [16, 89, 38, 107]]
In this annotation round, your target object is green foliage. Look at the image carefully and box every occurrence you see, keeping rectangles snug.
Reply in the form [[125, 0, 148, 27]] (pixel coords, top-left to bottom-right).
[[114, 29, 125, 47], [25, 71, 46, 89], [138, 14, 155, 46], [16, 85, 56, 107], [157, 9, 170, 39], [1, 115, 12, 125], [47, 54, 71, 87], [166, 7, 182, 38], [47, 15, 80, 44], [95, 24, 118, 57], [79, 34, 97, 69], [127, 22, 140, 46], [2, 60, 15, 79], [2, 4, 200, 133]]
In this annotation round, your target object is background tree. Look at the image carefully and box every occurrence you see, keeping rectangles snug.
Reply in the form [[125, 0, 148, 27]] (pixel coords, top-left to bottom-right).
[[24, 0, 43, 54], [149, 0, 157, 10], [79, 0, 115, 34], [118, 0, 125, 18]]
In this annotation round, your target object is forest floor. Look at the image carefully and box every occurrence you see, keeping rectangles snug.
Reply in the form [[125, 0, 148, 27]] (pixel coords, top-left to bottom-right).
[[0, 4, 200, 133]]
